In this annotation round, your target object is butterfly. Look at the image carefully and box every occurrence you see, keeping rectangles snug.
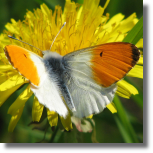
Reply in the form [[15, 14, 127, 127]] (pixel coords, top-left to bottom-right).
[[4, 40, 140, 118]]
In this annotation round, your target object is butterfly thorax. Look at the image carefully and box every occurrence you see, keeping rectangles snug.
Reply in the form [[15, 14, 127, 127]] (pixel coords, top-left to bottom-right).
[[43, 51, 65, 77]]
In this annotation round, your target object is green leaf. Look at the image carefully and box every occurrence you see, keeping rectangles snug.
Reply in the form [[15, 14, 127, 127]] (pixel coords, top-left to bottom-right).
[[125, 77, 143, 109], [76, 0, 84, 4], [113, 95, 139, 143], [33, 0, 43, 5], [49, 126, 59, 143], [42, 0, 65, 10], [123, 16, 143, 45], [114, 115, 133, 143]]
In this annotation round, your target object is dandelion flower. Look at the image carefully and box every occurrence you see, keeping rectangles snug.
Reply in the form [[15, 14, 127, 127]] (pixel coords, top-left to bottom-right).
[[0, 0, 143, 132]]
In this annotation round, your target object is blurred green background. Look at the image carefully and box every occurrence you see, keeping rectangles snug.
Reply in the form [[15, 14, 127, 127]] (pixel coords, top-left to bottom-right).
[[0, 0, 143, 143]]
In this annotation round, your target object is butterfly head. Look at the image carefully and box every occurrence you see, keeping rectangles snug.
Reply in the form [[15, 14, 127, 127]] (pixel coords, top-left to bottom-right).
[[42, 50, 62, 59]]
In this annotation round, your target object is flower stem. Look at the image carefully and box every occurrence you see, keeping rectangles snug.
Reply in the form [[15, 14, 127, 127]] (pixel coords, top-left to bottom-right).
[[49, 126, 59, 143]]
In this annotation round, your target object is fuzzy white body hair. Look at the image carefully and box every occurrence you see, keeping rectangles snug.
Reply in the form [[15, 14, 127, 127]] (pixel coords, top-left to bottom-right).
[[43, 50, 62, 59]]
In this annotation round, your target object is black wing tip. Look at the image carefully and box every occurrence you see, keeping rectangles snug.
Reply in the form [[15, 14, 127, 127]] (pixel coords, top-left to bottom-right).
[[131, 44, 140, 66], [4, 46, 15, 67], [4, 46, 10, 61]]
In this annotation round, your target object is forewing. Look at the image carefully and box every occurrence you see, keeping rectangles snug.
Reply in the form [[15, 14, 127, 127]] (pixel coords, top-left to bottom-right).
[[4, 45, 46, 86], [64, 42, 140, 87], [63, 42, 140, 118], [4, 45, 69, 117]]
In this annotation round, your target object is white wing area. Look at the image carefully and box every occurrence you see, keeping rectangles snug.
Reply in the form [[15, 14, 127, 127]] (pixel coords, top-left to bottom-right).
[[30, 73, 69, 118], [63, 48, 117, 118], [29, 53, 47, 87], [64, 73, 117, 118]]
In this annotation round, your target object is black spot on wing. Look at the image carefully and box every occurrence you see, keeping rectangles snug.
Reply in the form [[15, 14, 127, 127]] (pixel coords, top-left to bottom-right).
[[24, 54, 27, 58], [100, 51, 103, 57]]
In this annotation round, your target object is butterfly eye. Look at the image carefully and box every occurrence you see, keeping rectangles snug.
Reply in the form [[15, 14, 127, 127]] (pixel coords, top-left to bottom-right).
[[42, 51, 45, 56], [42, 50, 50, 56]]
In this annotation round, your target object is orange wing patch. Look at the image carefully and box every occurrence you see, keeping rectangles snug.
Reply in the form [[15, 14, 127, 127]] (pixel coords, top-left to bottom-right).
[[4, 45, 40, 86], [90, 42, 140, 87]]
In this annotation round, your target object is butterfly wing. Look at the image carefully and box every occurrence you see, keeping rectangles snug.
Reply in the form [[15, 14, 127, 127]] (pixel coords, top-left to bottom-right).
[[4, 45, 69, 118], [4, 45, 46, 86], [63, 42, 140, 118]]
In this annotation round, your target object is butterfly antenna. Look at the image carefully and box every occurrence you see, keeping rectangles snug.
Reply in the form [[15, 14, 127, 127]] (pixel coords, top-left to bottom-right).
[[49, 22, 66, 51], [8, 35, 43, 52]]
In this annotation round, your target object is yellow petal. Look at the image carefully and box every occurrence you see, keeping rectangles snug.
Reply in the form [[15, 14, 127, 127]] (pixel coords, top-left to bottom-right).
[[7, 85, 33, 115], [117, 80, 138, 99], [0, 53, 9, 64], [106, 102, 117, 113], [86, 114, 93, 119], [8, 105, 24, 132], [0, 74, 25, 106], [5, 19, 20, 35], [32, 96, 44, 122], [40, 3, 51, 17], [0, 71, 16, 85], [103, 13, 125, 29], [0, 73, 7, 84], [127, 65, 143, 78], [47, 109, 58, 127], [137, 56, 143, 65], [60, 113, 73, 131], [0, 33, 11, 47], [136, 38, 143, 48], [118, 13, 137, 33], [103, 0, 110, 10], [0, 64, 13, 72]]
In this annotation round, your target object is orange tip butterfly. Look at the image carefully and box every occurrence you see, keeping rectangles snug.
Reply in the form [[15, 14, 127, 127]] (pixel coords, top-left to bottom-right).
[[4, 22, 140, 118]]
